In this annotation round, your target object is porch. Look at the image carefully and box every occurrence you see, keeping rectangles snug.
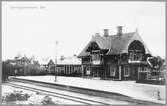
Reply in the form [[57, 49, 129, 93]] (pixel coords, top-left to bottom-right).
[[82, 63, 151, 81]]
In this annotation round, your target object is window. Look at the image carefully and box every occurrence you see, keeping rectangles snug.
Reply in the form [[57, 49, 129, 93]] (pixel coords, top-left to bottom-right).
[[69, 66, 72, 74], [86, 67, 90, 75], [140, 66, 147, 72], [124, 66, 130, 77], [129, 51, 134, 60], [138, 67, 142, 72], [136, 52, 143, 60], [60, 66, 64, 73], [110, 65, 115, 76], [74, 67, 77, 72], [86, 67, 89, 71], [67, 67, 69, 74], [92, 53, 100, 61], [129, 50, 143, 61], [74, 66, 81, 73], [57, 67, 61, 73]]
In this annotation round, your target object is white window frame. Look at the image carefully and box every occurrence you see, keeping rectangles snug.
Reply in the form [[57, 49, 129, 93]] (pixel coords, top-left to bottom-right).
[[57, 67, 61, 73], [124, 66, 130, 77]]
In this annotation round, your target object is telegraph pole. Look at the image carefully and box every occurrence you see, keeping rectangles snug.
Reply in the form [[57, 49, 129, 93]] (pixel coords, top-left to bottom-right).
[[55, 41, 58, 82]]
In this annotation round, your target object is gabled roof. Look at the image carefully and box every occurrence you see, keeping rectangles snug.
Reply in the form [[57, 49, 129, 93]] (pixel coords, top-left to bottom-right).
[[78, 32, 151, 57], [47, 59, 55, 66]]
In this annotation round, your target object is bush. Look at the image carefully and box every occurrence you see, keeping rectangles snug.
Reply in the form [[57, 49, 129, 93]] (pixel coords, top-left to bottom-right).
[[2, 90, 30, 103], [41, 96, 55, 105]]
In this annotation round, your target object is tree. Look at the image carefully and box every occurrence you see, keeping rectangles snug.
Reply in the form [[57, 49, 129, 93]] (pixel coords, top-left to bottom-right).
[[148, 56, 164, 70], [2, 60, 15, 82], [147, 56, 165, 80]]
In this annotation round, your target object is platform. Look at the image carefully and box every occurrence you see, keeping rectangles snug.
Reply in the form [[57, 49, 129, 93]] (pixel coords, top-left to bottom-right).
[[11, 75, 166, 104]]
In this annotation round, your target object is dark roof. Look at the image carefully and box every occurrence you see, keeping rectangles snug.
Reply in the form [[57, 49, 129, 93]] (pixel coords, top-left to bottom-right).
[[78, 32, 151, 57]]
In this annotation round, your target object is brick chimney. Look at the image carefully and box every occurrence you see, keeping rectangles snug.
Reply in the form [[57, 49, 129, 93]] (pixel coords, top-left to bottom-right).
[[60, 55, 65, 60], [95, 33, 100, 37], [117, 26, 123, 36], [103, 29, 109, 37]]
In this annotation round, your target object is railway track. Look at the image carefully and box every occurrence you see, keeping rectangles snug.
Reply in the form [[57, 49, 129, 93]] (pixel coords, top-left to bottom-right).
[[6, 82, 111, 105]]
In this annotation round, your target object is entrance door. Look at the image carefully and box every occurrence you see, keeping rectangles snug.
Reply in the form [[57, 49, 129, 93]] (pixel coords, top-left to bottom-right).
[[93, 68, 99, 77], [131, 65, 138, 80]]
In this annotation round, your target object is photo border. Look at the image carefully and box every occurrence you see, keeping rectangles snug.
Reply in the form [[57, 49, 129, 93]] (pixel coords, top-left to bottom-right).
[[0, 0, 166, 106]]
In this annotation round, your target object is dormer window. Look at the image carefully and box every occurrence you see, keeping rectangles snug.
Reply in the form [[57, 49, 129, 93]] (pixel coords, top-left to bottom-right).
[[129, 50, 143, 61], [128, 40, 145, 61]]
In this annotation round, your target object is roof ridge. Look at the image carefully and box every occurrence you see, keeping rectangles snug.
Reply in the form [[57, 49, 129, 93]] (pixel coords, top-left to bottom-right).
[[109, 32, 136, 37]]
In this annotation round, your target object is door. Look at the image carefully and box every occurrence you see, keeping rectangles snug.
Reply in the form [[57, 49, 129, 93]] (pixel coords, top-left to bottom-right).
[[131, 65, 138, 80]]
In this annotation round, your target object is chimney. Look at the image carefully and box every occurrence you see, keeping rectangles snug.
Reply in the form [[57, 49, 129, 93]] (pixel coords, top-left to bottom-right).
[[103, 29, 109, 37], [60, 55, 65, 60], [95, 33, 100, 37], [117, 26, 123, 36]]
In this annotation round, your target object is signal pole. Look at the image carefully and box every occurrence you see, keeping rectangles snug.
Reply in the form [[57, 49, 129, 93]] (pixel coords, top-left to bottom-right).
[[55, 41, 58, 82]]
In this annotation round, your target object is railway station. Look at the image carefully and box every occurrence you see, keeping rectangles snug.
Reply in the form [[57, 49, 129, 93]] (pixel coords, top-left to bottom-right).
[[2, 1, 165, 105]]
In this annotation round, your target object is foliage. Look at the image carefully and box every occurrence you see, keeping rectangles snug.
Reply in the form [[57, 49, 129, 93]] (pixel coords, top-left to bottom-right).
[[2, 89, 56, 105], [3, 55, 82, 77], [41, 96, 55, 105], [2, 61, 14, 82], [2, 90, 30, 103], [2, 55, 47, 78], [147, 56, 165, 80], [148, 56, 165, 70]]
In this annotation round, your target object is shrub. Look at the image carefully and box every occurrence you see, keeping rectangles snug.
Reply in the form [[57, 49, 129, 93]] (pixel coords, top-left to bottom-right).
[[2, 90, 30, 103], [41, 96, 55, 105]]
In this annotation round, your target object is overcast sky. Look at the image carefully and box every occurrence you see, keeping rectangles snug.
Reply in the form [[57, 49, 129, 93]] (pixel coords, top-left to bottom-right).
[[2, 1, 165, 61]]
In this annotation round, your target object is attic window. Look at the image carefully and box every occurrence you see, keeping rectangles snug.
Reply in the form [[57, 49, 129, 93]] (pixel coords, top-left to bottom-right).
[[128, 40, 145, 61]]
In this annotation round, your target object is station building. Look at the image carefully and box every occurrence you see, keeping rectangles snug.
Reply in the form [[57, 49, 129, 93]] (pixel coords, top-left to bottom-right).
[[78, 26, 153, 80]]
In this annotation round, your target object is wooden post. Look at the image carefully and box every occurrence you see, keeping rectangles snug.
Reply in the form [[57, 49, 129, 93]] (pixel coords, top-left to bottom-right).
[[92, 67, 94, 77], [55, 41, 58, 82], [138, 69, 140, 80], [81, 65, 84, 77], [104, 66, 107, 79], [119, 66, 121, 80], [146, 70, 149, 80]]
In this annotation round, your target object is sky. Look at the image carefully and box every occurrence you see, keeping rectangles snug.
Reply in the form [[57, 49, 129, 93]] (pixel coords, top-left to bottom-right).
[[2, 1, 166, 61]]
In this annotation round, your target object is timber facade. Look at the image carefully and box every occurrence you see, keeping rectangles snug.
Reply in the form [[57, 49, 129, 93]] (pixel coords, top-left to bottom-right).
[[56, 56, 82, 77], [78, 27, 152, 80]]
